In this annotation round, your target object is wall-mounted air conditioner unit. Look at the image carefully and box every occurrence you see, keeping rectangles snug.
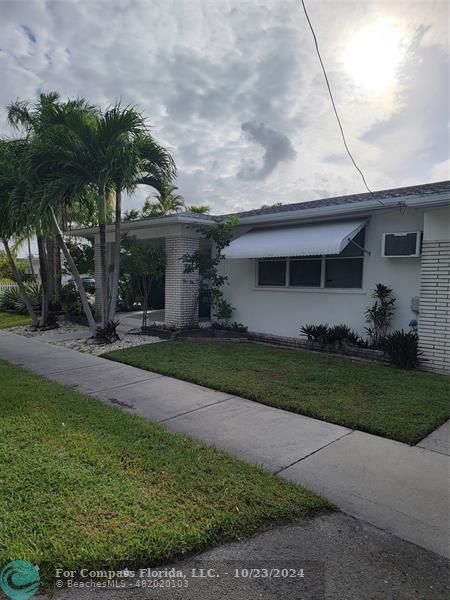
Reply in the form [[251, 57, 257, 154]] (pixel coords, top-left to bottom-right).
[[381, 231, 422, 257]]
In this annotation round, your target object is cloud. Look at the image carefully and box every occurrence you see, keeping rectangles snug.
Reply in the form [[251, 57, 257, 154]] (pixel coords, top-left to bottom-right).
[[238, 121, 296, 180], [359, 31, 449, 179], [21, 25, 36, 44], [0, 0, 448, 214]]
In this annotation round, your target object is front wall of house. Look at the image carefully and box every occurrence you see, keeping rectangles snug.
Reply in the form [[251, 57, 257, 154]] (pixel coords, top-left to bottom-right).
[[222, 208, 425, 337]]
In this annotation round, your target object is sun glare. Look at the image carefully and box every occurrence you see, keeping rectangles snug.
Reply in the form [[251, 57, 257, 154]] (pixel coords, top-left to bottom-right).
[[343, 21, 407, 92]]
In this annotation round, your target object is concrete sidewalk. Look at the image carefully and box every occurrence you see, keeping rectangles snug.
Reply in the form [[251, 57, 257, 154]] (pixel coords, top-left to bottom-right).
[[0, 330, 448, 559]]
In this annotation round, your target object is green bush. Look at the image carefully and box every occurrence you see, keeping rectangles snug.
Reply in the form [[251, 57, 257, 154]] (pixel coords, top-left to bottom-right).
[[0, 283, 41, 314], [381, 330, 420, 369], [300, 323, 368, 348], [60, 282, 94, 317]]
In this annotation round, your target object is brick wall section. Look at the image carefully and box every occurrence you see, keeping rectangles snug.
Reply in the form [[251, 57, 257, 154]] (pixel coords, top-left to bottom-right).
[[418, 241, 450, 374], [247, 332, 387, 362], [165, 236, 199, 328]]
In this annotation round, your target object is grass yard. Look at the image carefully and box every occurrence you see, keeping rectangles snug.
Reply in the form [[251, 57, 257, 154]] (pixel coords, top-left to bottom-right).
[[0, 359, 329, 585], [105, 341, 450, 445], [0, 311, 30, 329]]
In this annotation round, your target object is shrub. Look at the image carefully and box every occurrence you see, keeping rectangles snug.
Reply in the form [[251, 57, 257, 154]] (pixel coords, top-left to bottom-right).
[[61, 282, 94, 317], [300, 324, 329, 344], [0, 283, 41, 314], [211, 321, 248, 333], [345, 328, 369, 348], [381, 330, 420, 369], [327, 324, 352, 346], [213, 298, 234, 325], [95, 320, 120, 344], [300, 323, 369, 348], [365, 283, 396, 346]]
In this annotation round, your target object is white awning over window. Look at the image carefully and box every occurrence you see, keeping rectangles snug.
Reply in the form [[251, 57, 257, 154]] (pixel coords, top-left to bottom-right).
[[224, 220, 367, 259]]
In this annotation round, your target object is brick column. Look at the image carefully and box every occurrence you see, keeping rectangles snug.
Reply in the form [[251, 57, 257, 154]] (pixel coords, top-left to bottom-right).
[[165, 236, 199, 328], [418, 241, 450, 374]]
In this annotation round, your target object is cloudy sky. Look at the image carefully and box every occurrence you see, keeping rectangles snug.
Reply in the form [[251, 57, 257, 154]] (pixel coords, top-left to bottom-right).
[[0, 0, 448, 214]]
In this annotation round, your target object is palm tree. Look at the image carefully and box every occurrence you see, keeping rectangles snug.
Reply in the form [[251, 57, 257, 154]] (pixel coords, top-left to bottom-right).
[[32, 101, 175, 328], [7, 92, 75, 324], [187, 204, 210, 214], [106, 114, 175, 321], [20, 99, 99, 334], [143, 183, 184, 217], [0, 140, 40, 327]]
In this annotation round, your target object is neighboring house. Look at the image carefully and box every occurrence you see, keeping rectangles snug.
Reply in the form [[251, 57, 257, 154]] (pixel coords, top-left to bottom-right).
[[70, 180, 450, 373], [16, 255, 73, 285], [17, 255, 41, 281]]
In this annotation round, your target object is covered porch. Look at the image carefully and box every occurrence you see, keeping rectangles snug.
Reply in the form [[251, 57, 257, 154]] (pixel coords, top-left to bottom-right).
[[69, 213, 215, 330]]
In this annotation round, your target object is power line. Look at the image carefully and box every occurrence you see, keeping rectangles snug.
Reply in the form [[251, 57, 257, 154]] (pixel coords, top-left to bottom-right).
[[299, 0, 386, 207]]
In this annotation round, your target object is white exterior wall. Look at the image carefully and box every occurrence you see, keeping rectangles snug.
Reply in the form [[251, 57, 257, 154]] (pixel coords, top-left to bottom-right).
[[222, 208, 425, 337]]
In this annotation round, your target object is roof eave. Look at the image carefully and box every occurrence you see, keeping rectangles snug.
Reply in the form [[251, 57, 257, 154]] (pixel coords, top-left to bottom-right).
[[66, 213, 217, 237], [235, 193, 450, 226], [65, 191, 450, 237]]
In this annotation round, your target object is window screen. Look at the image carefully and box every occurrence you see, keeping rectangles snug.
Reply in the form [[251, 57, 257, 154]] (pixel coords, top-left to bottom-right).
[[325, 258, 363, 288], [289, 259, 322, 287], [258, 260, 287, 286]]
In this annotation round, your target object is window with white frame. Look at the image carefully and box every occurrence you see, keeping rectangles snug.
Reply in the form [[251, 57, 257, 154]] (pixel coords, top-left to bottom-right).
[[257, 229, 365, 289]]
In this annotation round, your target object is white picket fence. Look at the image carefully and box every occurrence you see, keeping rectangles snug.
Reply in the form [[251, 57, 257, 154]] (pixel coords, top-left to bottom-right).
[[0, 282, 18, 295]]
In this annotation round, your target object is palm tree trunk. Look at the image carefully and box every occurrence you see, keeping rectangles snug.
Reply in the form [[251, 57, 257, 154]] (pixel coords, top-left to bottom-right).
[[46, 237, 55, 305], [2, 237, 39, 328], [36, 231, 49, 327], [108, 187, 122, 321], [50, 209, 97, 335], [98, 188, 109, 330], [26, 231, 35, 279], [54, 237, 62, 305]]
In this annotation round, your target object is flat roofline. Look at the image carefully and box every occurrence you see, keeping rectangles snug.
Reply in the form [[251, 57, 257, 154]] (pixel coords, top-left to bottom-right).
[[235, 192, 450, 226], [67, 188, 449, 238], [66, 213, 217, 237]]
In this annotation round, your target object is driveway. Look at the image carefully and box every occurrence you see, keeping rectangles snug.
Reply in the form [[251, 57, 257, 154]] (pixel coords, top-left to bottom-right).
[[39, 513, 449, 600]]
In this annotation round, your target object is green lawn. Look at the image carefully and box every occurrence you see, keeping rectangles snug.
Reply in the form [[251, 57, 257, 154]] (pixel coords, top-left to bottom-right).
[[0, 311, 30, 329], [0, 359, 329, 585], [105, 341, 450, 445]]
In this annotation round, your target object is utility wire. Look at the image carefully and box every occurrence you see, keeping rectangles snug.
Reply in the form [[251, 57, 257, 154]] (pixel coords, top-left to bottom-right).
[[299, 0, 386, 207]]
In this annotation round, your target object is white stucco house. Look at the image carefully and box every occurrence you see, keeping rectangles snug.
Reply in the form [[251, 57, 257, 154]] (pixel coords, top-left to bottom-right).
[[70, 180, 450, 373]]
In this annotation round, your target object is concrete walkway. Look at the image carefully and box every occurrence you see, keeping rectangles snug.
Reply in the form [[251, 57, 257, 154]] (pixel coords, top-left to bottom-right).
[[0, 330, 448, 559], [417, 420, 450, 456]]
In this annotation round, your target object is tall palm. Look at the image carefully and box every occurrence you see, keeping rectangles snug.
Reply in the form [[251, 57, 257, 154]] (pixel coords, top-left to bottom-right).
[[108, 129, 175, 320], [33, 102, 175, 327], [8, 96, 55, 324], [25, 101, 100, 333], [0, 140, 40, 327], [7, 92, 85, 324], [143, 182, 184, 217]]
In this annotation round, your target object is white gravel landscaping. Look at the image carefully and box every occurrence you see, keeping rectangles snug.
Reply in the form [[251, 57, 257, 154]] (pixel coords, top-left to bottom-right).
[[7, 322, 161, 356]]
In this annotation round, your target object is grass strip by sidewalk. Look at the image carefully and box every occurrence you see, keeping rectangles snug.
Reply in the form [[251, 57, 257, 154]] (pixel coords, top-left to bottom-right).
[[0, 311, 30, 329], [0, 359, 330, 585], [105, 340, 450, 445]]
